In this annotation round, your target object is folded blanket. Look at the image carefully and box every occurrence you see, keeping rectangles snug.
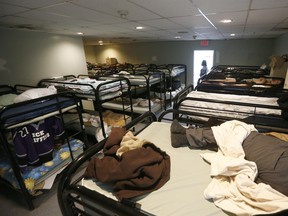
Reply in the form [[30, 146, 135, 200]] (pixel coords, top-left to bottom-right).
[[84, 127, 170, 200]]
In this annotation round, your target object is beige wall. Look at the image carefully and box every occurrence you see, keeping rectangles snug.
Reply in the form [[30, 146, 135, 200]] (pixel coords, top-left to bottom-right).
[[273, 33, 288, 55], [85, 39, 276, 85], [0, 28, 88, 86], [84, 45, 97, 63]]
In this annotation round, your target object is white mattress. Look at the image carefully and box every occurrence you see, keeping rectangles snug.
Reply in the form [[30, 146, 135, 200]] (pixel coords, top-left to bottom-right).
[[179, 91, 281, 119], [44, 78, 127, 100], [112, 74, 161, 86], [157, 66, 185, 77], [102, 101, 163, 114], [82, 122, 225, 216]]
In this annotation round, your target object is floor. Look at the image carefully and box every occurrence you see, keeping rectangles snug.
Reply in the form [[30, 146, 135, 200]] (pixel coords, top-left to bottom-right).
[[0, 178, 63, 216], [0, 162, 87, 216]]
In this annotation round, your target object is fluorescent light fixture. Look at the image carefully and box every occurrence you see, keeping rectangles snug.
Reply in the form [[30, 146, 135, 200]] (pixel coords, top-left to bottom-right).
[[197, 8, 217, 30], [174, 36, 181, 39], [136, 26, 144, 30], [189, 0, 217, 30], [221, 19, 233, 23], [230, 33, 235, 36], [77, 32, 83, 35]]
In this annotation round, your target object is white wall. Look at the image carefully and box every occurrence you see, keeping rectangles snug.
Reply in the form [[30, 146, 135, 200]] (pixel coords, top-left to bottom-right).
[[273, 33, 288, 55], [0, 28, 87, 86], [85, 39, 275, 85]]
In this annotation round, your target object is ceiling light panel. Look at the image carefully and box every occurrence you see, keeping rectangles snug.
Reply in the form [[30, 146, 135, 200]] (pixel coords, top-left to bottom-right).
[[221, 19, 232, 23], [209, 11, 247, 26]]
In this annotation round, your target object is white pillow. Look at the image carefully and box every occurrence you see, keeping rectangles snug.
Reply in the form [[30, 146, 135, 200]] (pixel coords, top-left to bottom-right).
[[14, 86, 57, 103], [0, 93, 18, 106]]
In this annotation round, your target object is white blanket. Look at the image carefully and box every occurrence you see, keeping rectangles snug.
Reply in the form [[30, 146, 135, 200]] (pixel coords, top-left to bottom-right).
[[201, 120, 288, 216], [181, 91, 281, 118]]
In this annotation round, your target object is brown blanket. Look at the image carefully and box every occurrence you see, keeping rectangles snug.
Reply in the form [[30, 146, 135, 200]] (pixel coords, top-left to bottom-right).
[[84, 127, 170, 200]]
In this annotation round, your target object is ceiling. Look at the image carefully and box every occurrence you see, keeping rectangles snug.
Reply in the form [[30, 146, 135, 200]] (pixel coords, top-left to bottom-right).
[[0, 0, 288, 45]]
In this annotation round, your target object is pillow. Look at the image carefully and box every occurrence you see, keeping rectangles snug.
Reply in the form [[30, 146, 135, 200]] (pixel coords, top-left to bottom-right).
[[14, 86, 57, 103], [0, 93, 18, 106]]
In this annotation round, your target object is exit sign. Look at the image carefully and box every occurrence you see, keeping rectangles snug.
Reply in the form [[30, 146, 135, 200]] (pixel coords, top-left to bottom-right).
[[200, 40, 209, 46]]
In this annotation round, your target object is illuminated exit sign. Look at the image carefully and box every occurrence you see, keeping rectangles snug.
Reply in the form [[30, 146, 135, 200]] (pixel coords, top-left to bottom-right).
[[200, 40, 209, 46]]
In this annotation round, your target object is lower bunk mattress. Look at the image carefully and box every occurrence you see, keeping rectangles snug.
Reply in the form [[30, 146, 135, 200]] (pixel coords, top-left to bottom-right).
[[0, 138, 83, 195], [81, 122, 225, 215], [80, 120, 288, 216]]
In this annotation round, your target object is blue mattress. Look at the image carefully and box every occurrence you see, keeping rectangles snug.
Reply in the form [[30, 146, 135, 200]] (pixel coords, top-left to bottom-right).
[[0, 95, 77, 128], [0, 138, 83, 194]]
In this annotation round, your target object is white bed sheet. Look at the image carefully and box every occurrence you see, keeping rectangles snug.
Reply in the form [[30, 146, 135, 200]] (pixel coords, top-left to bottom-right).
[[102, 101, 162, 114], [170, 66, 185, 77], [154, 85, 185, 100], [112, 74, 161, 86], [82, 122, 225, 216], [45, 78, 127, 100], [157, 66, 185, 77], [179, 91, 281, 119]]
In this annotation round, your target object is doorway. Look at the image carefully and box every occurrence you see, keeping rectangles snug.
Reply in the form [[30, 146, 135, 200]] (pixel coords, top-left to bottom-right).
[[193, 50, 214, 87]]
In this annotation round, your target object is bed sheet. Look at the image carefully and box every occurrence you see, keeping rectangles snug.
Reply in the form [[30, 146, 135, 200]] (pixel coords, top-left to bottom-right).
[[102, 99, 163, 114], [0, 96, 77, 128], [64, 78, 122, 92], [0, 138, 83, 195], [82, 122, 224, 216], [179, 91, 281, 119], [154, 85, 185, 100], [112, 74, 161, 86], [0, 93, 17, 109], [170, 66, 185, 77], [42, 78, 128, 100], [157, 66, 185, 77]]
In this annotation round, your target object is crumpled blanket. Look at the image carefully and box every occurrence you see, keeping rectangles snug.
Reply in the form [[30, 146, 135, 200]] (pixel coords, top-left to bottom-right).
[[84, 127, 170, 201], [201, 120, 288, 216]]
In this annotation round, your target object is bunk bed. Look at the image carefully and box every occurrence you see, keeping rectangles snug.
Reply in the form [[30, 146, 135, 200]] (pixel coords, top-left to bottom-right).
[[196, 65, 285, 97], [97, 65, 166, 115], [38, 75, 133, 140], [173, 88, 288, 134], [151, 64, 187, 107], [57, 107, 288, 216], [86, 63, 187, 113], [0, 85, 87, 210]]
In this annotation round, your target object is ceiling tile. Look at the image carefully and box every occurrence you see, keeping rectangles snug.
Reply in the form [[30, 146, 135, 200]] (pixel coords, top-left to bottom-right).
[[0, 0, 287, 43], [129, 0, 199, 17], [0, 3, 29, 15], [191, 0, 251, 13], [0, 0, 68, 9], [251, 0, 288, 9], [247, 8, 288, 25]]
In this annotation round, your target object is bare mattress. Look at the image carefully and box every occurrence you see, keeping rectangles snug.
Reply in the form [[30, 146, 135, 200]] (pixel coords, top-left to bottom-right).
[[81, 122, 225, 216]]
